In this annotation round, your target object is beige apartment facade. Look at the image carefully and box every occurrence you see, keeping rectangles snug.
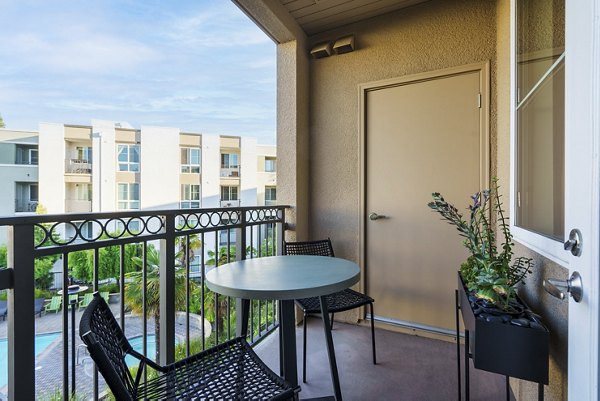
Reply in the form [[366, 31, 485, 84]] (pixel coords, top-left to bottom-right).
[[233, 1, 599, 400], [0, 122, 276, 244]]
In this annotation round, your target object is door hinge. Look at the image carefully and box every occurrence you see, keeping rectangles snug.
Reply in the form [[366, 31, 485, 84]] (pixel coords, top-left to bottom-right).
[[477, 93, 482, 108]]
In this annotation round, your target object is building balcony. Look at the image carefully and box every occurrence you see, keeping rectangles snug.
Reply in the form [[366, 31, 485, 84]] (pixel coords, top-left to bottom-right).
[[220, 199, 240, 207], [14, 199, 38, 213], [65, 159, 92, 174], [0, 204, 512, 400], [220, 166, 240, 178], [65, 199, 92, 213]]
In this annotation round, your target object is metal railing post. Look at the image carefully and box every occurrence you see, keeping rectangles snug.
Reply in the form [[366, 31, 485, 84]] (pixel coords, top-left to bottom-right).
[[236, 210, 249, 337], [159, 214, 176, 365], [7, 224, 35, 401]]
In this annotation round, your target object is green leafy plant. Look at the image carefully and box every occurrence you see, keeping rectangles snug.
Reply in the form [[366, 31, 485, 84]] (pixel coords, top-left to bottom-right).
[[427, 178, 533, 309]]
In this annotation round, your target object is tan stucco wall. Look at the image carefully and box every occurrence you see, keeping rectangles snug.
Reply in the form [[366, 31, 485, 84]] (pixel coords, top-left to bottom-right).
[[305, 0, 567, 399], [496, 2, 568, 400], [307, 0, 497, 262]]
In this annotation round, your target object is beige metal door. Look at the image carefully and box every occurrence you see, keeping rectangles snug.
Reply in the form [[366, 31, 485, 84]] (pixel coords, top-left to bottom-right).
[[363, 66, 487, 334]]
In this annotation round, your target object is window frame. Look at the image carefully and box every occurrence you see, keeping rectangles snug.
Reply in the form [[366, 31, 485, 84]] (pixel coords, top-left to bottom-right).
[[180, 183, 201, 209], [117, 144, 140, 172], [510, 1, 568, 266], [117, 182, 140, 210], [181, 147, 201, 174], [264, 157, 276, 172]]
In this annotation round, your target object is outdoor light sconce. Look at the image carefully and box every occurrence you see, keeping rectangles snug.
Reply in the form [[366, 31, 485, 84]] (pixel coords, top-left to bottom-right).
[[310, 35, 355, 59], [310, 42, 332, 59], [333, 35, 355, 54]]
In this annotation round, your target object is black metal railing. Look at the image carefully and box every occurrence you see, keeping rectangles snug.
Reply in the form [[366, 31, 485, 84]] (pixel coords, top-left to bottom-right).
[[0, 205, 287, 400]]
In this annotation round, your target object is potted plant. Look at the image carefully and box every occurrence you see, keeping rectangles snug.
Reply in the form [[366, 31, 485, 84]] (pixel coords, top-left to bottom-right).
[[428, 178, 548, 385]]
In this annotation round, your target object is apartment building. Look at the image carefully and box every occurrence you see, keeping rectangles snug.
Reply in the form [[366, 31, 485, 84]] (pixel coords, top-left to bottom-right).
[[0, 121, 276, 244]]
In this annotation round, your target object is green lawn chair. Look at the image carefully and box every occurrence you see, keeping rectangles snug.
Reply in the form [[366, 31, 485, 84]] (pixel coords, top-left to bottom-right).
[[67, 294, 79, 310], [100, 292, 110, 303], [78, 293, 94, 311], [44, 296, 62, 313]]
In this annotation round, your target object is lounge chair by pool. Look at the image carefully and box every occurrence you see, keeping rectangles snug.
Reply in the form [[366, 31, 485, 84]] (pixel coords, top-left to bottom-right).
[[44, 296, 62, 313], [34, 298, 45, 318]]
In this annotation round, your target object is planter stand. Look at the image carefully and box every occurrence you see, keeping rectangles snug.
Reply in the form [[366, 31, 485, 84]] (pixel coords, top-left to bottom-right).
[[455, 274, 549, 401]]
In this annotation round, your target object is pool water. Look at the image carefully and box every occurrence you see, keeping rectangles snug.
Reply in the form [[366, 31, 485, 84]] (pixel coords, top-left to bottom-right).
[[0, 332, 60, 387], [125, 335, 157, 367]]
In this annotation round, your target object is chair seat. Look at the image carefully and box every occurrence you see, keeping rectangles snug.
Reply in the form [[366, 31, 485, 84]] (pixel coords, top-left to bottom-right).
[[296, 288, 374, 314], [135, 337, 295, 401]]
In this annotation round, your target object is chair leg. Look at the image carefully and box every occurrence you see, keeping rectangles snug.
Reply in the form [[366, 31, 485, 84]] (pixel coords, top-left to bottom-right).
[[370, 302, 376, 364], [330, 313, 335, 330], [303, 312, 308, 383], [279, 306, 284, 376]]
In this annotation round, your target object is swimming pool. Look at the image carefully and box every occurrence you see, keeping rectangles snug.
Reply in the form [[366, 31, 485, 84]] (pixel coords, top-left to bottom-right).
[[0, 332, 60, 387], [125, 335, 157, 367]]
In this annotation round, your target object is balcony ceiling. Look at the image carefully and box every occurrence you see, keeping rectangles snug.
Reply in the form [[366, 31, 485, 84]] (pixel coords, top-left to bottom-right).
[[279, 0, 430, 35]]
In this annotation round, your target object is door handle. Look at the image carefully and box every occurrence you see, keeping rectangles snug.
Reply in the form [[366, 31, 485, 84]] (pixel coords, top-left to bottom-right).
[[369, 212, 387, 221], [543, 271, 583, 302], [564, 228, 583, 256]]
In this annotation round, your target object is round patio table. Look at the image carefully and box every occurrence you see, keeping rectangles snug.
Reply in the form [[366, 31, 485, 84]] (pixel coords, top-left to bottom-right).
[[206, 255, 360, 401]]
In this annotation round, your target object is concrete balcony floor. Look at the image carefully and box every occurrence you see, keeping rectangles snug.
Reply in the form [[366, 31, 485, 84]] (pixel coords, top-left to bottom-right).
[[255, 317, 511, 401]]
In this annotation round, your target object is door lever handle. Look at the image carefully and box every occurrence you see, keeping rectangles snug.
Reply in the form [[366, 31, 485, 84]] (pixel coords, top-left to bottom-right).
[[369, 212, 387, 221], [543, 271, 583, 302]]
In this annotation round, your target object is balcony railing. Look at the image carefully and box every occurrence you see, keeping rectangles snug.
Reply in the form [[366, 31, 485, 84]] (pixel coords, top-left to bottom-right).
[[65, 159, 92, 174], [0, 205, 288, 400], [15, 200, 38, 213], [220, 166, 240, 178]]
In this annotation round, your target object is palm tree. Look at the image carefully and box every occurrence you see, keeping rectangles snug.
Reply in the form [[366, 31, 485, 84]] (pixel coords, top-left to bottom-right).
[[124, 245, 196, 361]]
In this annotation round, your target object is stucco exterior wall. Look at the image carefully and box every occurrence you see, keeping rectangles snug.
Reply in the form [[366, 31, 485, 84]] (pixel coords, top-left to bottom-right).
[[307, 0, 497, 261]]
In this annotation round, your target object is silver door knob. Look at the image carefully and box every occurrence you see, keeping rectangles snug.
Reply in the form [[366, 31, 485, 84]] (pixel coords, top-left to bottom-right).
[[369, 212, 386, 221], [543, 271, 583, 302]]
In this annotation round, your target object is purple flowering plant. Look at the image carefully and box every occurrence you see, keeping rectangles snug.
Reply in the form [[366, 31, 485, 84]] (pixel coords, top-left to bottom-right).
[[427, 178, 533, 309]]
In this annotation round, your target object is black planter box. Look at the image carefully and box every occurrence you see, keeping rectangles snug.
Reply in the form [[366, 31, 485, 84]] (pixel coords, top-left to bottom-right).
[[458, 273, 549, 384]]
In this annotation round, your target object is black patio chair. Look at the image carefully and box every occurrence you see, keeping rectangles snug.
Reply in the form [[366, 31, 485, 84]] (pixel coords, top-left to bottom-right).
[[79, 292, 296, 401], [34, 298, 45, 318], [283, 238, 376, 383]]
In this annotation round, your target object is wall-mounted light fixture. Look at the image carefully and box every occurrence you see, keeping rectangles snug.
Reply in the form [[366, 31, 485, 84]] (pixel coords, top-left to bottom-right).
[[310, 35, 355, 59], [333, 35, 355, 54], [310, 42, 332, 59]]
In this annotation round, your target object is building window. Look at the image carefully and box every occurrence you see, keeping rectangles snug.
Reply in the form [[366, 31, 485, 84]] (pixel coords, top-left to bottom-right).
[[29, 184, 39, 202], [77, 146, 92, 162], [219, 228, 236, 246], [221, 185, 238, 201], [181, 147, 201, 173], [265, 186, 276, 204], [515, 1, 565, 240], [180, 184, 200, 208], [190, 255, 201, 273], [117, 183, 140, 210], [75, 183, 92, 201], [221, 153, 239, 168], [29, 149, 39, 165], [117, 144, 140, 172], [265, 157, 276, 172]]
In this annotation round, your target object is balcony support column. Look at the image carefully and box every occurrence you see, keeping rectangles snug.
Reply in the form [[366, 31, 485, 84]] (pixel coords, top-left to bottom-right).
[[159, 215, 176, 365], [7, 224, 35, 401]]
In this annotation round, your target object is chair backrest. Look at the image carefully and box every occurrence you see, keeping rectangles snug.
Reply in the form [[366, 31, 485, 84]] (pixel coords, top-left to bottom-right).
[[50, 296, 61, 308], [283, 238, 335, 257], [34, 298, 44, 312], [79, 293, 136, 401]]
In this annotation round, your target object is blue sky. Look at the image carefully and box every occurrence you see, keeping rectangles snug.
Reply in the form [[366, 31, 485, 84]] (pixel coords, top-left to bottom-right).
[[0, 0, 277, 144]]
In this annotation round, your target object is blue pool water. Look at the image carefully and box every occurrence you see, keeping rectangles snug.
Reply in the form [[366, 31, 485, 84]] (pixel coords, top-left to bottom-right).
[[125, 335, 157, 367], [0, 332, 60, 387]]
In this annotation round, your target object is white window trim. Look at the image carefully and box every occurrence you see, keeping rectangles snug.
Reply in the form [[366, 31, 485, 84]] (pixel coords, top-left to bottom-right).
[[181, 147, 201, 174], [117, 182, 140, 210], [509, 2, 568, 267], [117, 144, 140, 172]]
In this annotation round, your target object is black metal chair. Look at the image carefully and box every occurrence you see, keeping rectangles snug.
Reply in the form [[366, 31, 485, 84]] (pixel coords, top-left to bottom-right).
[[79, 292, 296, 400], [283, 238, 376, 383]]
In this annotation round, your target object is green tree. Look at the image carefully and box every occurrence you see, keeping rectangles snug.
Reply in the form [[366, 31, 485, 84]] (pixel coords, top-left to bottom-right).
[[0, 245, 6, 268], [0, 113, 5, 128], [68, 235, 143, 285], [124, 245, 197, 362]]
